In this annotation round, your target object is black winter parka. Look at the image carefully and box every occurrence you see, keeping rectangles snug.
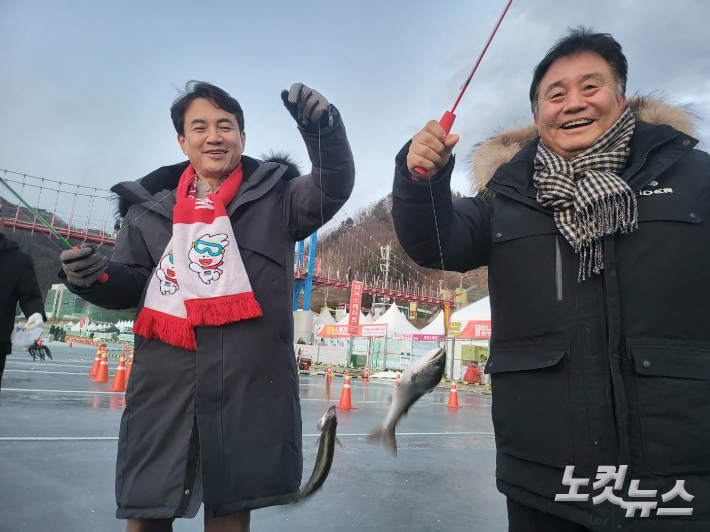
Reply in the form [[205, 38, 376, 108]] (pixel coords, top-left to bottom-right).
[[61, 109, 355, 519], [392, 103, 710, 531], [0, 233, 45, 355]]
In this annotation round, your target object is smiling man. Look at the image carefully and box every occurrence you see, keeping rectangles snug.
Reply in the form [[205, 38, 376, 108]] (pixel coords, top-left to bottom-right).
[[58, 81, 355, 532], [393, 28, 710, 531]]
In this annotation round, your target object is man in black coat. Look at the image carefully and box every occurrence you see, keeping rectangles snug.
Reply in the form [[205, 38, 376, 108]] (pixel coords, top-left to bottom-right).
[[0, 207, 46, 389], [393, 28, 710, 531], [59, 82, 354, 532]]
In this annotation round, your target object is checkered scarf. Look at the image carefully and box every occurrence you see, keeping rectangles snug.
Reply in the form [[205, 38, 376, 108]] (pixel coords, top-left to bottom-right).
[[534, 107, 637, 280]]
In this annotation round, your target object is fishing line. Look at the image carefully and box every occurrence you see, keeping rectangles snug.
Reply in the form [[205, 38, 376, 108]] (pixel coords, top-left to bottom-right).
[[318, 121, 324, 231], [416, 0, 514, 287]]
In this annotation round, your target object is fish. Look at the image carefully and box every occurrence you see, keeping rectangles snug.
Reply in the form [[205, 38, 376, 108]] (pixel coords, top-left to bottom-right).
[[298, 406, 341, 500], [368, 347, 447, 456]]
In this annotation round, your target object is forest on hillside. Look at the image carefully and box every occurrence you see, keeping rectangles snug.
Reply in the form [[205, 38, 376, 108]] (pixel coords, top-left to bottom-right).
[[305, 192, 488, 315]]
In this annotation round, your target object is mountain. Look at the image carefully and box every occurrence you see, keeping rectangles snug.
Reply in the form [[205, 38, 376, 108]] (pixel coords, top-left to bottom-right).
[[307, 192, 488, 315]]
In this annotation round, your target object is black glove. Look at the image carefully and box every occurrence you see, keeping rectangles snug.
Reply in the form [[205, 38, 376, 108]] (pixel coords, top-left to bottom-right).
[[281, 83, 333, 130], [60, 244, 109, 288]]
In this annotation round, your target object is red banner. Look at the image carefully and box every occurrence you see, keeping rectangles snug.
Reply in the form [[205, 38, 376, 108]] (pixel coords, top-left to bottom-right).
[[449, 320, 491, 339], [315, 324, 388, 338], [348, 281, 364, 334]]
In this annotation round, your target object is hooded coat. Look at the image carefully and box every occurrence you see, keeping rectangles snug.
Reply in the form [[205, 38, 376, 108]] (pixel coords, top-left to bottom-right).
[[392, 97, 710, 532], [60, 108, 354, 518]]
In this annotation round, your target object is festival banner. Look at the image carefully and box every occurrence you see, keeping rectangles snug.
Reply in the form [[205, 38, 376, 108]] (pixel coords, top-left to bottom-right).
[[391, 333, 444, 341], [348, 281, 364, 334], [449, 320, 491, 339], [315, 323, 387, 338]]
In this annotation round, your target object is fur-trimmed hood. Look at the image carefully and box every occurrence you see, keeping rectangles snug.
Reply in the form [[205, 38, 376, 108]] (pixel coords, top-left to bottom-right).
[[470, 95, 698, 195]]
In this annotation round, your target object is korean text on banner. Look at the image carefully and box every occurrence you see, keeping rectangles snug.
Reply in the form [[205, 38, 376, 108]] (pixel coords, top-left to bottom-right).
[[348, 281, 364, 334]]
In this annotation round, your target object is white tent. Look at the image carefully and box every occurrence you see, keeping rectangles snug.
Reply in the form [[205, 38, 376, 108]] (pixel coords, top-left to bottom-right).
[[335, 310, 371, 327], [312, 309, 336, 332], [360, 311, 374, 324], [374, 305, 420, 335], [450, 296, 491, 322], [420, 310, 445, 335], [447, 296, 491, 381]]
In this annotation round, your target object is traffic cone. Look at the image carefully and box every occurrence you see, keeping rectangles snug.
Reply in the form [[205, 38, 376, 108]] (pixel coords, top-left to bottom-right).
[[446, 380, 462, 409], [124, 343, 129, 351], [93, 353, 110, 383], [395, 373, 400, 388], [106, 354, 127, 392], [363, 367, 369, 383], [38, 337, 42, 346], [327, 363, 333, 380], [68, 340, 73, 348], [88, 348, 102, 377], [126, 349, 134, 383], [335, 371, 357, 410]]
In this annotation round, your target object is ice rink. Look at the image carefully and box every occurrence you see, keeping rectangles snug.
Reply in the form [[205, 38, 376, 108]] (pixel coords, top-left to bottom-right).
[[0, 342, 505, 531]]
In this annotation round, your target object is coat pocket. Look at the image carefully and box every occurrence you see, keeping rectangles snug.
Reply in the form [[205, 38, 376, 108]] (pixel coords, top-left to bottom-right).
[[485, 344, 573, 466], [627, 339, 710, 475]]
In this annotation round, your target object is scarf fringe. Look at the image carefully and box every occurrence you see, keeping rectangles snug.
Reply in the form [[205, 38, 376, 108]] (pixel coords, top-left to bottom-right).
[[575, 191, 638, 280], [134, 308, 197, 351], [185, 292, 263, 327]]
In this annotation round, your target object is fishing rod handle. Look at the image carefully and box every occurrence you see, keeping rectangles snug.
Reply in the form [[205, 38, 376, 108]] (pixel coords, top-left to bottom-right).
[[413, 111, 457, 177]]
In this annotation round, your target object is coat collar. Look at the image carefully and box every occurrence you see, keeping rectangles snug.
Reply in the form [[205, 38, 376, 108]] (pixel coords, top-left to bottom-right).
[[486, 121, 697, 210], [111, 155, 293, 221]]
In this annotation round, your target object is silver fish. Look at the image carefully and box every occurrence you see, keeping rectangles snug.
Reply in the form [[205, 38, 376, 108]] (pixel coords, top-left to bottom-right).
[[368, 347, 447, 456], [298, 406, 340, 500]]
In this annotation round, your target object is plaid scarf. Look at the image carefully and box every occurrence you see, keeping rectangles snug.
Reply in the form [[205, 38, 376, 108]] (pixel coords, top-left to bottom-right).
[[534, 107, 637, 280]]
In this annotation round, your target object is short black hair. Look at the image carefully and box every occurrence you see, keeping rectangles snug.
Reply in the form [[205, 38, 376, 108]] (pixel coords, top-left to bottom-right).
[[170, 81, 244, 135], [529, 27, 628, 115]]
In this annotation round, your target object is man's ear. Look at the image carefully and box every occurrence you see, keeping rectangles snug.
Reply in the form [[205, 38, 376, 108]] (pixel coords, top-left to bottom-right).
[[533, 112, 540, 132], [178, 134, 187, 155], [240, 130, 246, 150], [618, 93, 627, 112]]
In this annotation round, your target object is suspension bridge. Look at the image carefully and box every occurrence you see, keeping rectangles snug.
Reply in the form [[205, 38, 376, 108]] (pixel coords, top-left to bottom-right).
[[1, 168, 446, 308]]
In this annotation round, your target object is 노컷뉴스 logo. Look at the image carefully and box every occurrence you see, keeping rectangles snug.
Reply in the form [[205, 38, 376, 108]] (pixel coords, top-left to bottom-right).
[[555, 466, 693, 517]]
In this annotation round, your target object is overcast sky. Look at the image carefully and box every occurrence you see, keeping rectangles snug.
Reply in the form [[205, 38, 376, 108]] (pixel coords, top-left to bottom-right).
[[1, 0, 708, 232]]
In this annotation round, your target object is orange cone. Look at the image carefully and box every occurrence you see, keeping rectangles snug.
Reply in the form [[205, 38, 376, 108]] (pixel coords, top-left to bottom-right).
[[446, 380, 462, 409], [327, 363, 333, 380], [93, 353, 110, 383], [363, 367, 369, 383], [106, 354, 127, 392], [395, 373, 400, 388], [68, 340, 73, 348], [335, 371, 357, 410], [126, 349, 134, 383], [88, 348, 102, 377], [37, 337, 42, 346]]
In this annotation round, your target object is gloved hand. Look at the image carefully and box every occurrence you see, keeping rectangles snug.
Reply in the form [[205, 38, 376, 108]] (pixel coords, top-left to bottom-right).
[[60, 244, 109, 288], [24, 313, 44, 331], [281, 83, 333, 130]]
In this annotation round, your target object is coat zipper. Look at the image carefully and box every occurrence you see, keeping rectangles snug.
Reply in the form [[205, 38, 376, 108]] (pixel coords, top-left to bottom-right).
[[555, 235, 563, 302]]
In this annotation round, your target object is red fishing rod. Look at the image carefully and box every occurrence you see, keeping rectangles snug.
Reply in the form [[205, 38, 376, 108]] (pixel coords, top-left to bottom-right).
[[414, 0, 514, 176]]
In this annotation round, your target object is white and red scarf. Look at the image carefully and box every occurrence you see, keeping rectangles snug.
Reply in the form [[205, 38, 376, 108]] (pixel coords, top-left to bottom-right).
[[134, 163, 262, 350]]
